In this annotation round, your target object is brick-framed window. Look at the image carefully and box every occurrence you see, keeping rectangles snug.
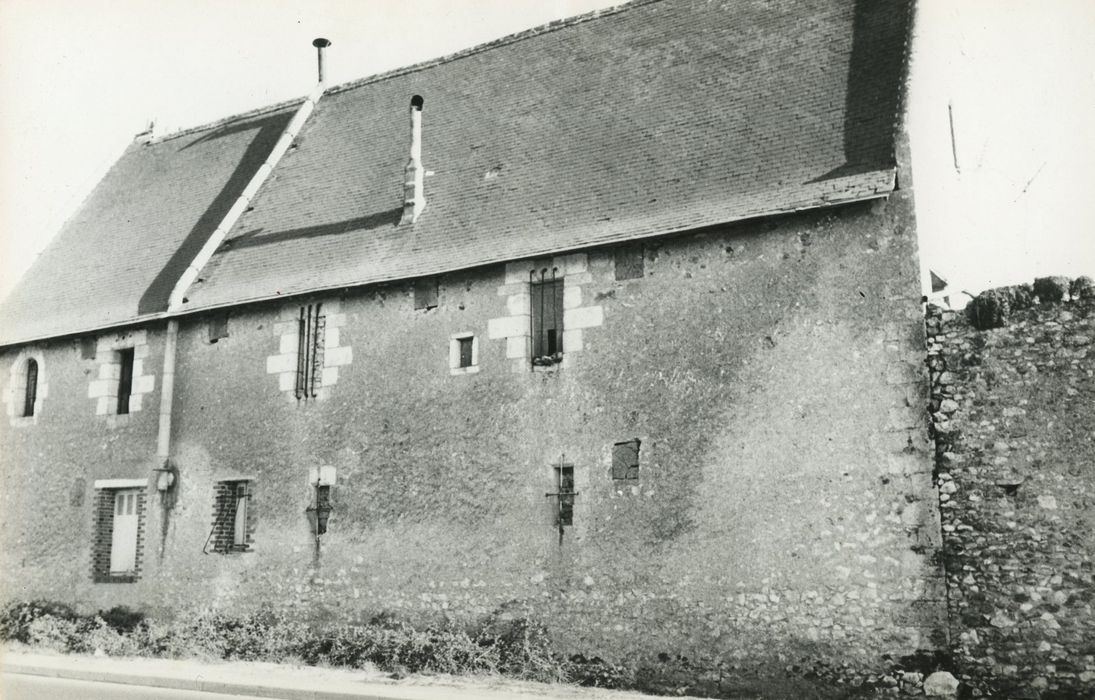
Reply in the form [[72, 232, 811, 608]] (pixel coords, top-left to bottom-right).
[[92, 481, 146, 583], [612, 439, 641, 480], [296, 304, 325, 399], [116, 348, 135, 415], [205, 480, 254, 553], [531, 269, 564, 366]]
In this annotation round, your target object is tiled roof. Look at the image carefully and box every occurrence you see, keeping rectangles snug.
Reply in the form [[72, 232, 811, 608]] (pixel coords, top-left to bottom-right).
[[0, 103, 301, 345], [0, 0, 912, 345]]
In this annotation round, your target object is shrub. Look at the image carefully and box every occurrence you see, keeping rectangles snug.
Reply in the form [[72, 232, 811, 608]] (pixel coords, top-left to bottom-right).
[[1, 600, 80, 643], [98, 606, 146, 634]]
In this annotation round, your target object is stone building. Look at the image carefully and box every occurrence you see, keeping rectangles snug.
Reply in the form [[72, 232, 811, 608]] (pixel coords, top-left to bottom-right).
[[0, 0, 940, 684]]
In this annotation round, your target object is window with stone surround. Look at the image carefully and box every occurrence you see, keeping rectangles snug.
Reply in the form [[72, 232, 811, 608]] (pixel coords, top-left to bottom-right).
[[92, 481, 146, 583], [22, 359, 37, 418], [116, 348, 135, 415], [205, 480, 253, 553], [295, 303, 325, 399], [612, 439, 641, 480], [449, 332, 479, 375], [531, 270, 564, 365]]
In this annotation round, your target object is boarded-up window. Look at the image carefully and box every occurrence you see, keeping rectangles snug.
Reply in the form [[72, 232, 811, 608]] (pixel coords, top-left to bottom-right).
[[80, 337, 97, 360], [414, 277, 438, 310], [116, 348, 135, 415], [612, 439, 641, 480], [208, 313, 229, 343], [614, 244, 644, 280], [531, 274, 564, 363]]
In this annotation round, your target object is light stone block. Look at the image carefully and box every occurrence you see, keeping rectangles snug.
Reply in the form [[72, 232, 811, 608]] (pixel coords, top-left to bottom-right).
[[497, 283, 527, 297], [88, 380, 113, 399], [564, 305, 604, 330], [325, 313, 347, 328], [278, 305, 300, 321], [321, 367, 339, 386], [505, 261, 535, 285], [99, 363, 120, 380], [325, 346, 353, 367], [506, 293, 530, 316], [131, 359, 144, 378], [96, 397, 111, 415], [563, 286, 582, 310], [488, 315, 529, 340], [554, 252, 588, 275], [129, 394, 143, 412], [273, 321, 297, 335], [563, 328, 584, 352], [279, 333, 299, 354], [506, 336, 528, 359], [566, 271, 594, 285], [324, 327, 341, 349], [134, 344, 151, 359], [278, 372, 296, 392], [267, 354, 297, 374], [133, 374, 155, 395]]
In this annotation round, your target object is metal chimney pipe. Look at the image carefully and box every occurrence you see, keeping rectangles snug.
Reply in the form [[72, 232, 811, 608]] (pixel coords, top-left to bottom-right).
[[312, 38, 332, 85]]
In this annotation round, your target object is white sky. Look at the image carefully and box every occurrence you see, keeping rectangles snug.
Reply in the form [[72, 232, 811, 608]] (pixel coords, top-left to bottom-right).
[[1, 0, 1093, 305]]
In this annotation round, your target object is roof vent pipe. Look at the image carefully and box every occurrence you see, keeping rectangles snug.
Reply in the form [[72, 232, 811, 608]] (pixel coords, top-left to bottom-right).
[[401, 95, 426, 225], [312, 38, 332, 85]]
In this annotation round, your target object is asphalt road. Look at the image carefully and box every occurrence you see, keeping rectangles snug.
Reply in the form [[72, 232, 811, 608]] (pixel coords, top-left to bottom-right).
[[1, 673, 271, 699]]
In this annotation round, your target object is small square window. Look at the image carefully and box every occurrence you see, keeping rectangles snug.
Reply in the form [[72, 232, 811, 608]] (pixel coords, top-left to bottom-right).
[[414, 277, 438, 310], [612, 439, 641, 480], [458, 337, 474, 368], [449, 333, 479, 375]]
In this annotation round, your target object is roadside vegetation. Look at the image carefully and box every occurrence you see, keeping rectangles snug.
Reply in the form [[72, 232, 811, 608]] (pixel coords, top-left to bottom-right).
[[0, 600, 628, 688]]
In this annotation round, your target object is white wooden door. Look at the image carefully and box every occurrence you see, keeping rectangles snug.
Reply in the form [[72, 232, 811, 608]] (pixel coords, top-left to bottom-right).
[[110, 489, 139, 574]]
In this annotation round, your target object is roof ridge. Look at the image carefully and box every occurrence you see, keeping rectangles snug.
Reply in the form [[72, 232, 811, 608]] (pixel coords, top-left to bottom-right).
[[148, 95, 308, 145], [327, 0, 660, 96], [141, 0, 657, 145]]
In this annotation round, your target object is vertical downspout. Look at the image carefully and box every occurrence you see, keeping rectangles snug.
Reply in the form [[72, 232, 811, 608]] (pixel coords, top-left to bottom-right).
[[153, 39, 331, 558]]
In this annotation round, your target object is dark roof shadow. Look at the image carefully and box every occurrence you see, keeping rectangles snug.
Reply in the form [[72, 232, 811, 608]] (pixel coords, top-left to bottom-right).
[[811, 0, 912, 184], [222, 208, 403, 252], [137, 111, 294, 315]]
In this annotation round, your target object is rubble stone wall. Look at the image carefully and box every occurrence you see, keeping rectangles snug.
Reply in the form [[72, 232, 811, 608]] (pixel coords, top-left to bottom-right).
[[927, 277, 1095, 699]]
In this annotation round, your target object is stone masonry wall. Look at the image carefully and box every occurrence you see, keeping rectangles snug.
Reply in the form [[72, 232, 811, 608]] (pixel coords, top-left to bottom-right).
[[1, 194, 941, 689], [927, 277, 1095, 699]]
